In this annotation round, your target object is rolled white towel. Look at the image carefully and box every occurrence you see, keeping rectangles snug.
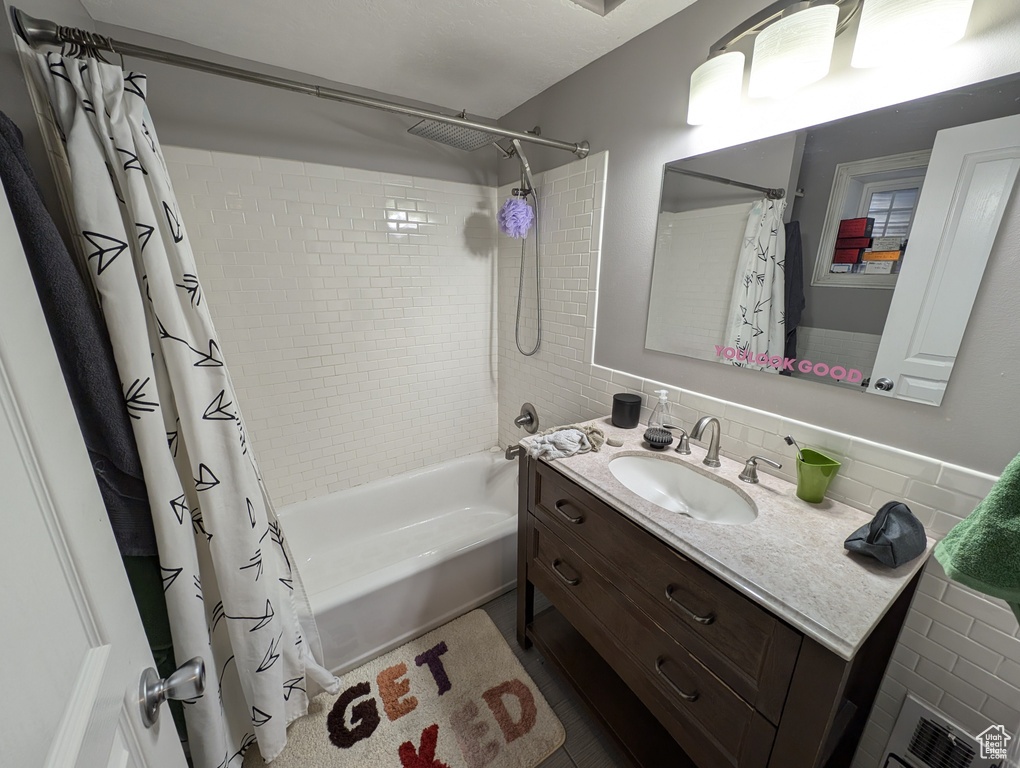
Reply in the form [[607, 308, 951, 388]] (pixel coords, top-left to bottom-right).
[[525, 429, 593, 461]]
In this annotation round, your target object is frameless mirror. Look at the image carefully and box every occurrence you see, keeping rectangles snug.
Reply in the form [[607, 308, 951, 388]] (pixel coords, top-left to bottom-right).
[[646, 73, 1020, 405]]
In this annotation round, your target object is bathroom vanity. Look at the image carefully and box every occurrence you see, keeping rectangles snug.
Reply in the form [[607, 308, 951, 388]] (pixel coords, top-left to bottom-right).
[[516, 418, 933, 768]]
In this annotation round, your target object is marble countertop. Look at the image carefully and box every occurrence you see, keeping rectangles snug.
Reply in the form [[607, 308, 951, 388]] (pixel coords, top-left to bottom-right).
[[521, 417, 934, 661]]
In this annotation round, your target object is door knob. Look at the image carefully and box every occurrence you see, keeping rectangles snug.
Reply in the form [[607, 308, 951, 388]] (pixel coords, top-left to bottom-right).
[[874, 377, 894, 392], [140, 656, 206, 728]]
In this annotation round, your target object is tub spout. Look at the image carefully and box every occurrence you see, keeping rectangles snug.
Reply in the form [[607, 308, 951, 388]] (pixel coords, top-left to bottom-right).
[[505, 444, 524, 460]]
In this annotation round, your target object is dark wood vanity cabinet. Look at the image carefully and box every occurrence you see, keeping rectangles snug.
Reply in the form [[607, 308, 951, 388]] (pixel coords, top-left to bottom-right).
[[516, 456, 920, 768]]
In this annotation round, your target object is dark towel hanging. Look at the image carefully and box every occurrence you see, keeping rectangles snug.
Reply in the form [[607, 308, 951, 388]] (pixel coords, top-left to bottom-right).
[[783, 220, 806, 370], [0, 110, 156, 556]]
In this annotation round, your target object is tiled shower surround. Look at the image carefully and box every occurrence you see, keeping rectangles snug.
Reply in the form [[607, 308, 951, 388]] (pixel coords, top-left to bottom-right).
[[171, 148, 1018, 766], [165, 146, 499, 505]]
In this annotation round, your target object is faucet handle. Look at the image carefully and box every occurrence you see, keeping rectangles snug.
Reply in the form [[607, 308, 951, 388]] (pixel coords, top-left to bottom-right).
[[663, 425, 691, 455], [738, 455, 782, 484]]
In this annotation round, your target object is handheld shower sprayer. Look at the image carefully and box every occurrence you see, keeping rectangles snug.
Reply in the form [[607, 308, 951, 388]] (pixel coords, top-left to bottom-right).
[[406, 117, 545, 357], [502, 139, 542, 356], [511, 139, 536, 194]]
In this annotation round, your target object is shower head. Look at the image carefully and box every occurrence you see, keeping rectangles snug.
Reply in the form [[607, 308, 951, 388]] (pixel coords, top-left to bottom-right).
[[407, 118, 495, 152], [408, 118, 538, 192]]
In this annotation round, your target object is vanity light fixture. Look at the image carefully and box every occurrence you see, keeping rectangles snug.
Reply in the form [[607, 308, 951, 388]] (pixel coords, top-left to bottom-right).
[[686, 0, 974, 124], [851, 0, 975, 68], [688, 0, 860, 124]]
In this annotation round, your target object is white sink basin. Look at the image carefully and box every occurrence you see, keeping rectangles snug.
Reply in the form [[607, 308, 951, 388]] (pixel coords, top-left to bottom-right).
[[609, 455, 757, 525]]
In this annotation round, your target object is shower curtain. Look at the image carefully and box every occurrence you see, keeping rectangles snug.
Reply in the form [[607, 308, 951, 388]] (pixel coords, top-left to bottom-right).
[[33, 53, 338, 766], [724, 197, 787, 373]]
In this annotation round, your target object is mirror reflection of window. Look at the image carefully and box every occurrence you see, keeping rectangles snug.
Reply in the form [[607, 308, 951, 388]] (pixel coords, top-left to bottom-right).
[[864, 186, 920, 239], [814, 157, 928, 286]]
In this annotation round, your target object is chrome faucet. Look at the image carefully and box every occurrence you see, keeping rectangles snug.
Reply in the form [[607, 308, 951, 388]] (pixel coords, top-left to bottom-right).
[[690, 416, 722, 467]]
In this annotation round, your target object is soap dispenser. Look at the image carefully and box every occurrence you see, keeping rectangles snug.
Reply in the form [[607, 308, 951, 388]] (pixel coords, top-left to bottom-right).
[[644, 390, 674, 450]]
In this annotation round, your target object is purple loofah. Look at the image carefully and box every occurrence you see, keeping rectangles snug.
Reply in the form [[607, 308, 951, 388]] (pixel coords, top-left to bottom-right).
[[498, 196, 534, 238]]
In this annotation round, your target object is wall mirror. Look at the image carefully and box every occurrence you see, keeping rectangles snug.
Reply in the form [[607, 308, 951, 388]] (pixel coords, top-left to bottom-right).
[[646, 73, 1020, 406]]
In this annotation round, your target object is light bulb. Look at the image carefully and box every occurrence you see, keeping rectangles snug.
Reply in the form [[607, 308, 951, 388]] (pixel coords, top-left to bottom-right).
[[688, 52, 745, 125], [748, 4, 839, 99], [852, 0, 974, 68]]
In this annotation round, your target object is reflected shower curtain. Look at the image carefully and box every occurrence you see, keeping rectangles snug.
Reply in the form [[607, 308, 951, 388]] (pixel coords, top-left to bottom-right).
[[33, 53, 338, 766], [724, 197, 787, 373]]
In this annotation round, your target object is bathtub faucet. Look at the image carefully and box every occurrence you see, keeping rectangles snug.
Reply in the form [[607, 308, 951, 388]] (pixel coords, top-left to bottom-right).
[[505, 444, 524, 460]]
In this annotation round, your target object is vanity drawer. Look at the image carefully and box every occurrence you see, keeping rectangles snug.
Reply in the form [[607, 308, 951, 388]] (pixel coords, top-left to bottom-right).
[[528, 517, 775, 767], [531, 461, 800, 719]]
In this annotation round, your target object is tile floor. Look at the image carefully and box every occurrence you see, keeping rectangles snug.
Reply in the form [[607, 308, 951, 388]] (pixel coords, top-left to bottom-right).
[[480, 589, 629, 768]]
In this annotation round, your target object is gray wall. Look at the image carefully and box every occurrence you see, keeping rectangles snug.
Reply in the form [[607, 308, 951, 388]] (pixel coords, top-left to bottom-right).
[[91, 24, 499, 187], [660, 131, 803, 214], [499, 0, 1020, 474], [2, 0, 498, 210]]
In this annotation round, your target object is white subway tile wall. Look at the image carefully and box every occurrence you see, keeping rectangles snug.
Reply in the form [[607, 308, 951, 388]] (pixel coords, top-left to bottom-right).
[[792, 326, 882, 389], [646, 204, 752, 360], [497, 153, 1019, 764], [164, 146, 499, 506]]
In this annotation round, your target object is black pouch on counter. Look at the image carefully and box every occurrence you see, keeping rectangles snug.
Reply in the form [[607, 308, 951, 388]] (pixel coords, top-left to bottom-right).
[[844, 501, 926, 567]]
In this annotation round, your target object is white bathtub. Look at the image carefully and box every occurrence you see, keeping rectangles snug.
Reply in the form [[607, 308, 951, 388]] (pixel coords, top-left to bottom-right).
[[279, 450, 518, 674]]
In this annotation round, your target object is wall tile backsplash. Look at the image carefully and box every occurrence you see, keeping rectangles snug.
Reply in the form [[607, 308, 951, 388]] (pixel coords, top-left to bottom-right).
[[171, 144, 1016, 767], [165, 146, 499, 506], [497, 153, 1018, 765]]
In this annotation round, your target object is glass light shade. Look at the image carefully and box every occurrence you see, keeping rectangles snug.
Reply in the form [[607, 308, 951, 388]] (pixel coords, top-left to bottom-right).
[[688, 52, 745, 125], [748, 4, 839, 99], [852, 0, 974, 68]]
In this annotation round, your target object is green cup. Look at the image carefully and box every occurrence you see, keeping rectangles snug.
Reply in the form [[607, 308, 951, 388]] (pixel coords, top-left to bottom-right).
[[795, 448, 841, 503]]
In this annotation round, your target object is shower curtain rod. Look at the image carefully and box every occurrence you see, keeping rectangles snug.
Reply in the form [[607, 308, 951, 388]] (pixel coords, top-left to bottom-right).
[[10, 7, 590, 159], [666, 166, 786, 200]]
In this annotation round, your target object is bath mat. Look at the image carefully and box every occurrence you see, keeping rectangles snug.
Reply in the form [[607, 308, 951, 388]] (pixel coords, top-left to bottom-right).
[[243, 610, 565, 768]]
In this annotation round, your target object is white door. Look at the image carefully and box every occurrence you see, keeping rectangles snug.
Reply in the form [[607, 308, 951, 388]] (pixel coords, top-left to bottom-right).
[[0, 183, 187, 767], [869, 112, 1020, 405]]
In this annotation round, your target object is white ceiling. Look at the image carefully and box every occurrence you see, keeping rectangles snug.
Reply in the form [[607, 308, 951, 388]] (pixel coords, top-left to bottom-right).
[[80, 0, 697, 118]]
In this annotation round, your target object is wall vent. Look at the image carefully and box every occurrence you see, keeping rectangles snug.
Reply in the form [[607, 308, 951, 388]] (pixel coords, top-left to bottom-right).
[[882, 695, 1003, 768], [907, 716, 975, 768]]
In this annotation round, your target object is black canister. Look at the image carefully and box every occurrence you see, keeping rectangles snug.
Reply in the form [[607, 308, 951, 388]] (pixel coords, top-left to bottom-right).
[[612, 393, 642, 428]]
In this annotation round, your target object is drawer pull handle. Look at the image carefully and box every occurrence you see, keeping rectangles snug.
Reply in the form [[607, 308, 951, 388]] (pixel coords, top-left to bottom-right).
[[654, 657, 699, 703], [551, 558, 580, 586], [553, 499, 584, 524], [665, 585, 716, 625]]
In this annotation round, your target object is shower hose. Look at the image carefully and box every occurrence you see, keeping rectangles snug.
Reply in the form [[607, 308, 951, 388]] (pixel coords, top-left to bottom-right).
[[515, 184, 541, 356]]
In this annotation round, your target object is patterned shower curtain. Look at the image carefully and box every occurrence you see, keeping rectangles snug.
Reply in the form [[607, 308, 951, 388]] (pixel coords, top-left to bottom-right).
[[724, 197, 787, 373], [33, 53, 338, 766]]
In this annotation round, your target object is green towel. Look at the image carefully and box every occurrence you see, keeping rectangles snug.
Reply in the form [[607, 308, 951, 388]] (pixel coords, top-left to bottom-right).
[[934, 452, 1020, 624]]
